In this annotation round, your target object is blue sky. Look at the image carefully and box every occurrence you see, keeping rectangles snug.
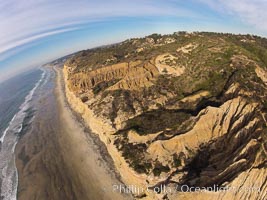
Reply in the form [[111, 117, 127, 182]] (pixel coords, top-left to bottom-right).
[[1, 0, 267, 82]]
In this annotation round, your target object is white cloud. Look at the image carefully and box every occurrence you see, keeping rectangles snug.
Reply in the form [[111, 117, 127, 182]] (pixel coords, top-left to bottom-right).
[[0, 27, 79, 57], [223, 0, 267, 31], [1, 0, 267, 66], [199, 0, 267, 33], [0, 0, 197, 60]]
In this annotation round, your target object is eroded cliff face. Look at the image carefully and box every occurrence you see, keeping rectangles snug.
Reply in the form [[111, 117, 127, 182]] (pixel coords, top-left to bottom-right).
[[66, 61, 160, 94], [63, 32, 267, 199]]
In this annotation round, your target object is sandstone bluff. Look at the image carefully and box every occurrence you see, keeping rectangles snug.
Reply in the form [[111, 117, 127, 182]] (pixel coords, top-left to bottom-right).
[[63, 32, 267, 200]]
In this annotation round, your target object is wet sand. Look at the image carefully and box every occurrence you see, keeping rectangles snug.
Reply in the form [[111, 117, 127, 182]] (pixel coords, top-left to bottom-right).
[[15, 66, 130, 200]]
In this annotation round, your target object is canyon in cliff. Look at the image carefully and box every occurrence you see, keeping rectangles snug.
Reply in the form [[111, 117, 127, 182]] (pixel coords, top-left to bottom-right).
[[63, 32, 267, 199]]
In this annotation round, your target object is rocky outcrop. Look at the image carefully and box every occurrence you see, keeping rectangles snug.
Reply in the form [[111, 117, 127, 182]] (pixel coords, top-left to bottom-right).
[[66, 61, 159, 94], [154, 53, 185, 76], [67, 62, 129, 93]]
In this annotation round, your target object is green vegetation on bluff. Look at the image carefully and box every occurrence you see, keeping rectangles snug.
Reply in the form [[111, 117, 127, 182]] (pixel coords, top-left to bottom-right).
[[66, 31, 267, 177]]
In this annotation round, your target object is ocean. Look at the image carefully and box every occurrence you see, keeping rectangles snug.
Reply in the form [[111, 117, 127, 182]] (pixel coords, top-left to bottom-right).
[[0, 68, 46, 200]]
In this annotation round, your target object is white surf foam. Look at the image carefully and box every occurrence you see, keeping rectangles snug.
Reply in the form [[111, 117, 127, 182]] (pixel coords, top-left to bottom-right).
[[0, 68, 47, 200], [0, 114, 17, 143]]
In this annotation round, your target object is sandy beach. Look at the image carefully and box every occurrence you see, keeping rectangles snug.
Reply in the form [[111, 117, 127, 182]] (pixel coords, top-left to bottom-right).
[[15, 66, 131, 200]]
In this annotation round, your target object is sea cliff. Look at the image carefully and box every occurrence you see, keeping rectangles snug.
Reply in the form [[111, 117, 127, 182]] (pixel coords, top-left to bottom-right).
[[63, 65, 157, 199], [62, 32, 267, 199]]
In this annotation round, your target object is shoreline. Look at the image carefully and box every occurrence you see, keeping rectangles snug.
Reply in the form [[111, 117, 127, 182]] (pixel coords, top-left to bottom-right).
[[15, 66, 131, 200], [0, 68, 45, 200], [54, 65, 131, 198], [56, 66, 123, 183]]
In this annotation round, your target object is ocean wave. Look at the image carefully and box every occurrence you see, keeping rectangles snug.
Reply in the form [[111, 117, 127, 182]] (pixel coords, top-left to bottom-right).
[[0, 68, 46, 144], [0, 114, 17, 144], [0, 68, 47, 200]]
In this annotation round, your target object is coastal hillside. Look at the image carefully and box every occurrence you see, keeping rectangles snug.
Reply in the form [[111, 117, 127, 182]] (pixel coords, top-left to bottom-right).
[[63, 32, 267, 199]]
